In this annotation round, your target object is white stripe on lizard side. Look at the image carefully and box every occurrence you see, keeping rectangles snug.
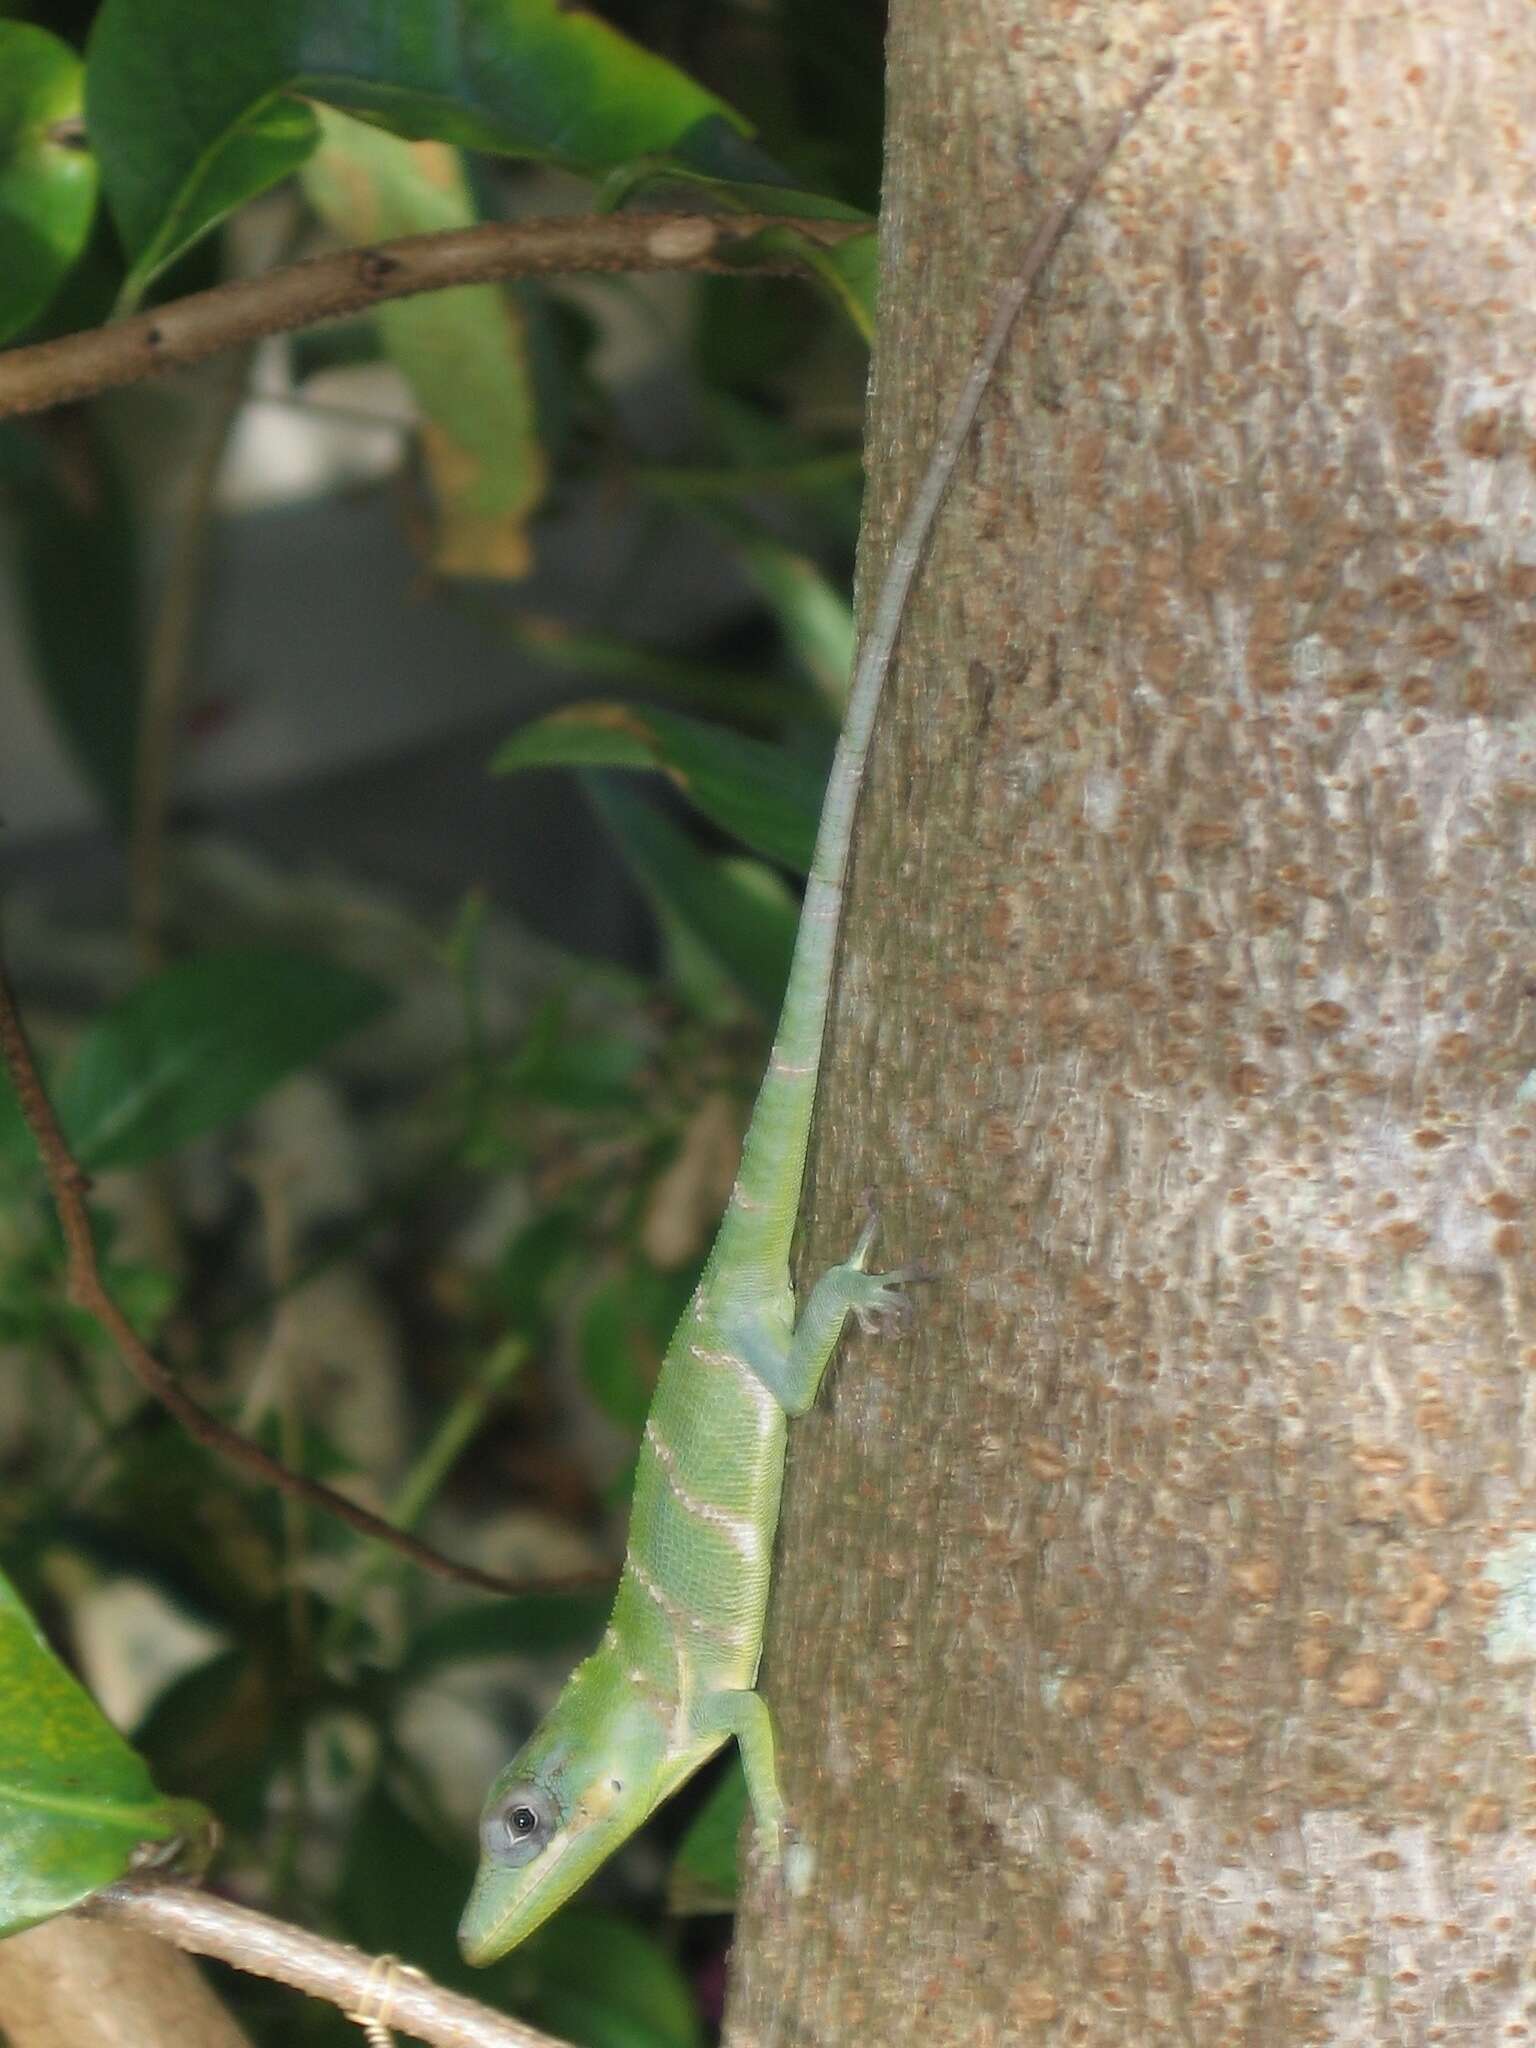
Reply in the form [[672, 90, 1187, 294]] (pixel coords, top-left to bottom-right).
[[642, 1419, 761, 1556], [687, 1342, 742, 1367], [620, 1556, 690, 1704], [686, 1339, 779, 1424], [626, 1552, 751, 1648]]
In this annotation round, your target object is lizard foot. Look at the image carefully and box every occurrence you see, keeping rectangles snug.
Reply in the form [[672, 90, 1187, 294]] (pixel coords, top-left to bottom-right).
[[845, 1265, 931, 1334], [844, 1198, 935, 1332]]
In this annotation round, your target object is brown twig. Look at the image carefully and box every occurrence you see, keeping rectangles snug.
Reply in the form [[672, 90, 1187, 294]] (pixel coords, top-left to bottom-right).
[[0, 953, 606, 1598], [82, 1881, 572, 2048], [0, 211, 865, 422]]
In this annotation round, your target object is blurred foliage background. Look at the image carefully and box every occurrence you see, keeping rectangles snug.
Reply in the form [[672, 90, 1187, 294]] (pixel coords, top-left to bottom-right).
[[0, 1, 889, 2039]]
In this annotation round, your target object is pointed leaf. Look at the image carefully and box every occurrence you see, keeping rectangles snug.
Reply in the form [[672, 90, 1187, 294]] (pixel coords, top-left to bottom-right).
[[581, 1279, 659, 1436], [0, 1566, 210, 1937], [795, 226, 878, 344], [739, 538, 856, 712], [500, 616, 797, 727], [85, 0, 745, 301], [585, 781, 794, 1018], [0, 23, 99, 342], [303, 107, 545, 579], [669, 1757, 745, 1914], [0, 419, 142, 829], [403, 1592, 609, 1679], [54, 949, 388, 1170], [496, 703, 821, 873], [517, 1908, 703, 2048], [579, 1259, 694, 1434]]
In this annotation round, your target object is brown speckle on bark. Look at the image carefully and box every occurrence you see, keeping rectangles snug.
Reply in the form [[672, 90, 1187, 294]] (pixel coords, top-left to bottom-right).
[[725, 5, 1536, 2045]]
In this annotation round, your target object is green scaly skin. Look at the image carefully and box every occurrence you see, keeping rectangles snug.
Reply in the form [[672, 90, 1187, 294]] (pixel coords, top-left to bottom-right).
[[457, 592, 911, 1961], [457, 68, 1169, 1959]]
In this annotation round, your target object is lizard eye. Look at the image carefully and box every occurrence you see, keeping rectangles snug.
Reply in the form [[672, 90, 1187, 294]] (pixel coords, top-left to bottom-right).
[[483, 1785, 555, 1865]]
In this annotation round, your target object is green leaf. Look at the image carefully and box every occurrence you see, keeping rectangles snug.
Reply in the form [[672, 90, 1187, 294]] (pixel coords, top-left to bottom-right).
[[585, 780, 795, 1018], [403, 1591, 609, 1678], [85, 0, 744, 301], [579, 1281, 654, 1435], [132, 93, 320, 309], [499, 615, 801, 729], [779, 226, 876, 343], [54, 949, 388, 1170], [580, 1260, 693, 1435], [337, 1783, 472, 1991], [0, 419, 142, 830], [811, 225, 879, 343], [133, 1648, 284, 1836], [0, 23, 99, 343], [495, 703, 821, 874], [669, 1757, 745, 1914], [489, 1208, 582, 1331], [508, 1001, 645, 1113], [302, 107, 545, 579], [739, 537, 856, 713], [0, 1565, 210, 1937], [517, 1908, 703, 2048]]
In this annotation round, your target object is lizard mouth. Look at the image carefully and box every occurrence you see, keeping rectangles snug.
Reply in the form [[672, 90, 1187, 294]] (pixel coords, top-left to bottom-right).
[[458, 1827, 576, 1964]]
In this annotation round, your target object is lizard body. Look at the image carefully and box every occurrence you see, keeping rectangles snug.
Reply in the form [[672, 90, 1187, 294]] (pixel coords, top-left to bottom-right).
[[458, 69, 1168, 1964]]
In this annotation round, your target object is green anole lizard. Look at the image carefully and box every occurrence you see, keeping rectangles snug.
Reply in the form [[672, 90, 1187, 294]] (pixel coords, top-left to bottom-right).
[[459, 65, 1170, 1965]]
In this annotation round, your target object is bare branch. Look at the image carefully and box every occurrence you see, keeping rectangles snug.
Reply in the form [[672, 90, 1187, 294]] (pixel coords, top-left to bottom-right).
[[0, 211, 865, 421], [82, 1881, 572, 2048]]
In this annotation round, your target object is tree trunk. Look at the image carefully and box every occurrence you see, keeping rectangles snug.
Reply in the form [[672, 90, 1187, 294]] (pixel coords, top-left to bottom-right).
[[725, 3, 1536, 2043]]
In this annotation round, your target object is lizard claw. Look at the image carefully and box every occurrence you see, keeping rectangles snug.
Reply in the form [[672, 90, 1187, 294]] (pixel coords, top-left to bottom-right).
[[848, 1269, 921, 1335], [843, 1201, 936, 1333], [851, 1194, 882, 1271]]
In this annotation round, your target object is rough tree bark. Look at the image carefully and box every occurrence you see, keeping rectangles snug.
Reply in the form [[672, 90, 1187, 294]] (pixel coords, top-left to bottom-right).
[[725, 3, 1536, 2043]]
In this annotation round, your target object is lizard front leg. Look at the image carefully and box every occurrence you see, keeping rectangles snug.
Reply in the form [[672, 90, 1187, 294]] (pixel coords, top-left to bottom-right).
[[691, 1687, 786, 1857], [730, 1205, 923, 1417]]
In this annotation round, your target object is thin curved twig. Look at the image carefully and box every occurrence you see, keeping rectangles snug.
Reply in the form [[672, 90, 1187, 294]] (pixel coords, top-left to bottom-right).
[[0, 211, 865, 422], [0, 952, 607, 1598]]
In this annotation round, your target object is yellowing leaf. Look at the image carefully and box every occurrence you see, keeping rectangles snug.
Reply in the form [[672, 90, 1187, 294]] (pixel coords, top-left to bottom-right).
[[303, 107, 545, 579]]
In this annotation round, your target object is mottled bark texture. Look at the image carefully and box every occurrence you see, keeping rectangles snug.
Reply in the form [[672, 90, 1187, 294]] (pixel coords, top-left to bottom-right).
[[725, 4, 1536, 2044]]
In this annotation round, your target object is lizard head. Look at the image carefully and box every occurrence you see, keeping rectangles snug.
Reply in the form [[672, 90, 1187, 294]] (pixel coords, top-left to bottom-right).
[[458, 1654, 668, 1963]]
